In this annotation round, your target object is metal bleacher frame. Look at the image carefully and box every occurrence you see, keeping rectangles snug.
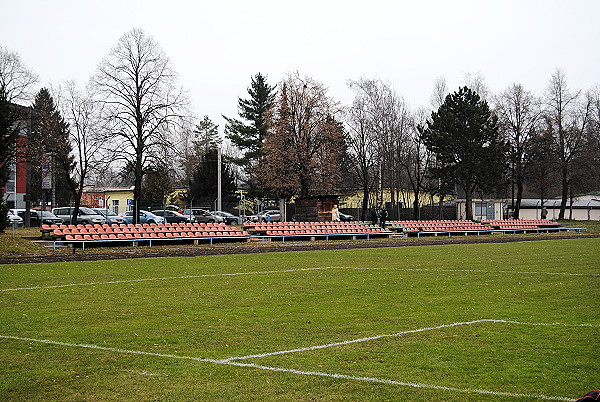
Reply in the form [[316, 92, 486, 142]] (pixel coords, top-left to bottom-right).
[[42, 219, 587, 251], [43, 221, 392, 251]]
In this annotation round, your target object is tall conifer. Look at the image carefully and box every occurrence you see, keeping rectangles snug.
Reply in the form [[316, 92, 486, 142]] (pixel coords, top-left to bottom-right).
[[224, 73, 276, 172], [423, 86, 508, 220]]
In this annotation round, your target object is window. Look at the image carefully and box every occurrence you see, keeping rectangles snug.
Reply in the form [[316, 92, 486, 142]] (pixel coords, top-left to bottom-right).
[[6, 163, 16, 192], [112, 199, 119, 214], [475, 202, 495, 220]]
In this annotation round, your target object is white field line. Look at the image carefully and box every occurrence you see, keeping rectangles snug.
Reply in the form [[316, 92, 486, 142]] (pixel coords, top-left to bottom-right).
[[0, 326, 578, 402], [219, 319, 597, 362], [357, 267, 600, 277], [225, 361, 573, 401], [0, 266, 353, 292], [0, 334, 221, 364], [1, 265, 596, 292]]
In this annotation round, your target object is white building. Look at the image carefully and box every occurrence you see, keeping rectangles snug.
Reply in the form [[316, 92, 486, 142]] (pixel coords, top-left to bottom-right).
[[513, 198, 600, 221]]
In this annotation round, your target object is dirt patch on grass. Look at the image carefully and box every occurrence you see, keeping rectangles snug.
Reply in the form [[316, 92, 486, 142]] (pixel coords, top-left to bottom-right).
[[1, 232, 598, 265]]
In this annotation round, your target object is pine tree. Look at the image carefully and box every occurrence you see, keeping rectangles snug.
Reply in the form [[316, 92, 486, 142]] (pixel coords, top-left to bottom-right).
[[183, 115, 221, 182], [224, 73, 276, 173], [423, 87, 508, 220], [29, 88, 74, 208], [187, 148, 237, 200]]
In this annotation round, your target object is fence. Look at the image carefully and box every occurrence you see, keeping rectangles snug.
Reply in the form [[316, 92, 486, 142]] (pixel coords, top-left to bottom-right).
[[342, 205, 457, 222]]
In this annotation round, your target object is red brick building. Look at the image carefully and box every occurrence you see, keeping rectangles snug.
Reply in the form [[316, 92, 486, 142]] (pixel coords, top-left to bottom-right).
[[2, 103, 39, 209]]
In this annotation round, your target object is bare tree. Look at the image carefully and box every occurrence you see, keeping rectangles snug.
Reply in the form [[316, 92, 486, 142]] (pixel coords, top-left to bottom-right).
[[398, 108, 435, 220], [495, 84, 543, 218], [0, 44, 38, 103], [256, 72, 344, 200], [57, 81, 111, 221], [92, 29, 190, 222], [430, 76, 448, 110], [590, 86, 600, 183], [544, 69, 591, 219], [463, 72, 490, 102], [345, 81, 380, 219], [0, 45, 38, 227], [346, 78, 409, 218]]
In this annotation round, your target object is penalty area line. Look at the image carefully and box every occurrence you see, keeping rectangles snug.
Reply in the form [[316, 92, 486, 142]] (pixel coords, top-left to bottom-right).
[[221, 319, 598, 362], [226, 361, 573, 401], [0, 333, 572, 401]]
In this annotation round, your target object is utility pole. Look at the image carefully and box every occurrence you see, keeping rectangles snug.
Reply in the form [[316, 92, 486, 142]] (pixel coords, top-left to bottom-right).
[[217, 146, 222, 212]]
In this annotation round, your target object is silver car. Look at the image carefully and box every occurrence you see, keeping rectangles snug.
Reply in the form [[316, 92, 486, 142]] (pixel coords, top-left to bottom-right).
[[92, 208, 126, 225], [52, 207, 107, 225], [182, 208, 224, 224], [7, 210, 24, 227], [248, 210, 281, 223]]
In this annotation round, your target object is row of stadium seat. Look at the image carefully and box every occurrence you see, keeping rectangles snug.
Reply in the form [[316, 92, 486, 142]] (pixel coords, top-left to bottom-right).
[[244, 221, 381, 235], [265, 229, 373, 236], [64, 231, 248, 241], [392, 219, 563, 233], [482, 219, 560, 230], [392, 220, 490, 233], [43, 222, 248, 240], [42, 222, 229, 231]]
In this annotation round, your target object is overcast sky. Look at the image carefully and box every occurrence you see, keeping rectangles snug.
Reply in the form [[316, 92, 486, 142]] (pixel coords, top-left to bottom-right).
[[2, 0, 599, 131]]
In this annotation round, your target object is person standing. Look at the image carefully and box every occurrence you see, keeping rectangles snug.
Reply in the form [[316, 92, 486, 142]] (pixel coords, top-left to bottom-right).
[[379, 206, 388, 229], [331, 204, 341, 222]]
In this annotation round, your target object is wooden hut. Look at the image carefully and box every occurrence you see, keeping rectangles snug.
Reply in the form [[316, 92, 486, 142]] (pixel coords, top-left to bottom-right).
[[294, 196, 339, 222]]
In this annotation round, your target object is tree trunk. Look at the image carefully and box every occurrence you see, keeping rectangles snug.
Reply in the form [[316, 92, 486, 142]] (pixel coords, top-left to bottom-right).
[[464, 188, 473, 221], [361, 184, 369, 221], [412, 190, 420, 220], [558, 164, 568, 220], [514, 181, 524, 220]]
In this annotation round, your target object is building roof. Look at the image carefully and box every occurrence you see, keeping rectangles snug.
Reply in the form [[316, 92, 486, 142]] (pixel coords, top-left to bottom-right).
[[514, 199, 600, 209], [83, 186, 134, 193]]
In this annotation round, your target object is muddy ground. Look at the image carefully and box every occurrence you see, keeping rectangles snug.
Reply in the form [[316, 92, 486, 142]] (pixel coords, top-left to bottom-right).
[[1, 232, 598, 265]]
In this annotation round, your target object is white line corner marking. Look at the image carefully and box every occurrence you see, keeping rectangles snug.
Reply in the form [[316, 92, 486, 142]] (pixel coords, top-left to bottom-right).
[[218, 319, 595, 362], [2, 319, 591, 401]]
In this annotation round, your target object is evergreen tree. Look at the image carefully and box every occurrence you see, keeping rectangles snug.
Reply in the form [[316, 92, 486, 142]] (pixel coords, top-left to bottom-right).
[[183, 115, 221, 182], [0, 85, 19, 231], [194, 115, 221, 152], [140, 163, 175, 209], [223, 73, 276, 174], [29, 88, 74, 208], [182, 116, 237, 202], [187, 147, 237, 201], [423, 87, 508, 220]]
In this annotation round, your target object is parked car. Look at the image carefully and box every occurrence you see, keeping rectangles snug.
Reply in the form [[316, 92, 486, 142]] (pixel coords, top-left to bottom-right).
[[210, 211, 244, 225], [182, 208, 224, 224], [12, 209, 63, 226], [119, 210, 165, 224], [7, 210, 24, 227], [248, 209, 281, 223], [52, 207, 106, 225], [339, 212, 354, 222], [92, 208, 126, 225], [152, 209, 194, 224], [164, 205, 184, 213]]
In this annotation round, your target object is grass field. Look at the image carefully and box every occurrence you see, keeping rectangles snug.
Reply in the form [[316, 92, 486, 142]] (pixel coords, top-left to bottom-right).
[[1, 238, 598, 401]]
